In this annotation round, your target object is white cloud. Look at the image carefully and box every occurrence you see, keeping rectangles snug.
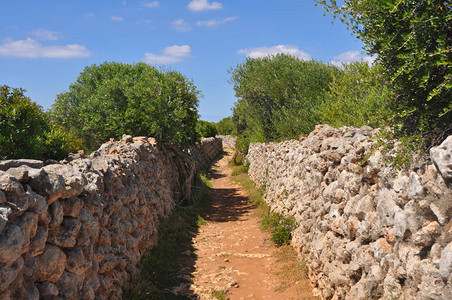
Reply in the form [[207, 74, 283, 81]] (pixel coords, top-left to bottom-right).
[[196, 16, 237, 27], [111, 16, 124, 22], [238, 45, 311, 60], [143, 1, 159, 8], [162, 45, 191, 57], [144, 45, 191, 65], [172, 19, 192, 32], [330, 50, 375, 67], [31, 29, 58, 41], [137, 19, 153, 25], [0, 38, 90, 58], [188, 0, 222, 12], [84, 13, 95, 19]]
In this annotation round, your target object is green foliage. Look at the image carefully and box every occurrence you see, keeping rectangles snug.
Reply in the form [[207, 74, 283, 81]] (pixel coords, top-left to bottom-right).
[[211, 290, 227, 300], [230, 54, 341, 143], [318, 62, 393, 128], [196, 120, 217, 138], [235, 135, 250, 155], [50, 62, 200, 151], [230, 162, 249, 176], [229, 151, 245, 166], [0, 85, 50, 159], [41, 124, 85, 161], [215, 116, 236, 135], [0, 85, 81, 160], [261, 210, 296, 246], [318, 0, 452, 140], [369, 129, 425, 170]]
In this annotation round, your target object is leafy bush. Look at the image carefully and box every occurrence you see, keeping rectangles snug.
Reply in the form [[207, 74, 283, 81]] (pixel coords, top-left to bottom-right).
[[271, 220, 295, 247], [41, 124, 85, 160], [261, 209, 295, 246], [235, 135, 250, 155], [215, 116, 235, 135], [50, 62, 200, 150], [0, 85, 81, 160], [0, 85, 50, 159], [318, 62, 393, 128], [229, 54, 340, 143], [196, 120, 217, 138], [318, 0, 452, 142]]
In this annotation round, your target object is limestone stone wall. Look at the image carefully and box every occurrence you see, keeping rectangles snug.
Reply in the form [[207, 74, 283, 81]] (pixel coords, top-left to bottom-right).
[[0, 136, 222, 299], [247, 125, 452, 300], [216, 135, 237, 149]]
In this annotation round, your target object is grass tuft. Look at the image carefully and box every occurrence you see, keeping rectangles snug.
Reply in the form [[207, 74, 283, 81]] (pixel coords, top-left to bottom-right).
[[211, 289, 228, 300]]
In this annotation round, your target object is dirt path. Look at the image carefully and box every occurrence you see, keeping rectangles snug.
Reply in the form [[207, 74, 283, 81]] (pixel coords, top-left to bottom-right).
[[186, 150, 315, 300]]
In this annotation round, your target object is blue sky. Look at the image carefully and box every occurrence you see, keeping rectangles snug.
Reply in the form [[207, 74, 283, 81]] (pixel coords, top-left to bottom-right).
[[0, 0, 370, 122]]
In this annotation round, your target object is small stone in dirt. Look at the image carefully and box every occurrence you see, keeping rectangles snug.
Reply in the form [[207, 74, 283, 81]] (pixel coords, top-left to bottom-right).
[[224, 258, 229, 262]]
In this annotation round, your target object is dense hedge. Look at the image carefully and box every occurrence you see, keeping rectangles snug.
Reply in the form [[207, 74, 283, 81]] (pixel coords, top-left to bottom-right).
[[196, 120, 217, 138], [0, 85, 82, 160], [215, 117, 235, 136], [50, 62, 200, 150], [229, 55, 397, 154], [318, 0, 452, 143], [229, 54, 341, 143], [318, 61, 392, 128]]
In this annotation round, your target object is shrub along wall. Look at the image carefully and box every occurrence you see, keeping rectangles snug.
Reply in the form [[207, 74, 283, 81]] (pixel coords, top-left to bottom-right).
[[247, 125, 451, 299], [0, 136, 221, 299]]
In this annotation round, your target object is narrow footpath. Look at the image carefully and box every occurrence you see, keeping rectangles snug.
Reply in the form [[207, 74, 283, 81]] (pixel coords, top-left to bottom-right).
[[186, 150, 315, 300]]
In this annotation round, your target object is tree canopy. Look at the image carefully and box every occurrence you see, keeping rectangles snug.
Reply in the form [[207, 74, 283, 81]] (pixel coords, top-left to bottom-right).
[[50, 62, 200, 150], [196, 120, 217, 138], [215, 117, 235, 136], [318, 0, 452, 140], [318, 61, 393, 128], [0, 85, 81, 160], [229, 54, 341, 143]]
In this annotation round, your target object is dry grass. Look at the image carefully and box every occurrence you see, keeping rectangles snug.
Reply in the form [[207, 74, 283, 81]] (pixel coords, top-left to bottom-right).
[[273, 245, 308, 292]]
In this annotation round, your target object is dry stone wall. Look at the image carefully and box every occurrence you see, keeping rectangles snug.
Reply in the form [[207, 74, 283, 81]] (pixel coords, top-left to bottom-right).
[[216, 135, 237, 149], [247, 125, 452, 300], [0, 136, 222, 300]]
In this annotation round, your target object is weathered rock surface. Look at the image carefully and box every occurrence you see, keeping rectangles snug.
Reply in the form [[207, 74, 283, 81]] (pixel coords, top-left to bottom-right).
[[216, 135, 237, 149], [430, 135, 452, 180], [0, 136, 222, 298], [0, 159, 44, 171], [247, 125, 451, 299]]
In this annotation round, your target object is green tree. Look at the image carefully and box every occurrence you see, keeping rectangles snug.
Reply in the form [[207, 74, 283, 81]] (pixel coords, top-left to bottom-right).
[[196, 120, 217, 138], [0, 85, 81, 160], [215, 116, 236, 135], [318, 0, 452, 140], [49, 62, 200, 150], [318, 61, 393, 128], [229, 54, 340, 142], [0, 85, 49, 159]]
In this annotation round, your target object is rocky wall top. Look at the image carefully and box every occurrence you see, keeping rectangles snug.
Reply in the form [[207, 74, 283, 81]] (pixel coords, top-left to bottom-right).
[[0, 135, 222, 300], [247, 125, 451, 299]]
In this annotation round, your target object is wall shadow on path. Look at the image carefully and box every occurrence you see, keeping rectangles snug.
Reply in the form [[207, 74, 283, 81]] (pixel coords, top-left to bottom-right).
[[168, 151, 255, 298]]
